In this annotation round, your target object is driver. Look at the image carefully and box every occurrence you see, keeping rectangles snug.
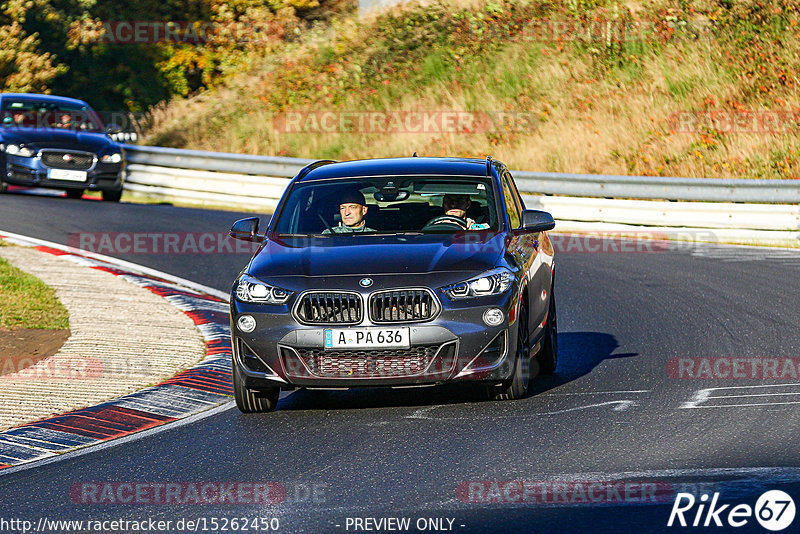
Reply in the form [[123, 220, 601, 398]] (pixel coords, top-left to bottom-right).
[[442, 194, 490, 230], [6, 111, 27, 127], [322, 189, 375, 234], [54, 113, 73, 129]]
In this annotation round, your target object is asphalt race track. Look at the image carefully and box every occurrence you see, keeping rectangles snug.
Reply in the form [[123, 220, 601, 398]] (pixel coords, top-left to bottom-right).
[[2, 191, 800, 533]]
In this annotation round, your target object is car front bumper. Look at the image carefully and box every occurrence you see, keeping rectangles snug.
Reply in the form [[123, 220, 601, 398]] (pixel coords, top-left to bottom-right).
[[3, 153, 124, 192], [231, 291, 522, 389]]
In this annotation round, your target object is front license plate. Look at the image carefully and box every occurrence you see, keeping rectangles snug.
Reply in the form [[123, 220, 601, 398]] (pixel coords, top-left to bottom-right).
[[47, 168, 87, 182], [324, 328, 410, 349]]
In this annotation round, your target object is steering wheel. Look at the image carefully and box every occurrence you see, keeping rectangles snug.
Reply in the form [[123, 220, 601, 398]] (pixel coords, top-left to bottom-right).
[[421, 215, 468, 231]]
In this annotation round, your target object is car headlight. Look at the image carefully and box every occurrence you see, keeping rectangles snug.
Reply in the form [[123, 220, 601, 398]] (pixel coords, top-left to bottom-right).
[[101, 152, 122, 163], [235, 274, 292, 304], [443, 267, 515, 299], [4, 144, 36, 157]]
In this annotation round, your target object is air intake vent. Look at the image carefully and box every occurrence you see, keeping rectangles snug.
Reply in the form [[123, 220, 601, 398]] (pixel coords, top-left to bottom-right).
[[295, 292, 362, 325], [298, 345, 440, 378], [369, 289, 438, 323]]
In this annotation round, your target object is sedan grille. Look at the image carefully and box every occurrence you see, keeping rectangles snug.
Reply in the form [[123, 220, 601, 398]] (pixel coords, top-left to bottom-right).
[[369, 289, 437, 323], [297, 345, 440, 378], [295, 292, 362, 325], [41, 151, 94, 170]]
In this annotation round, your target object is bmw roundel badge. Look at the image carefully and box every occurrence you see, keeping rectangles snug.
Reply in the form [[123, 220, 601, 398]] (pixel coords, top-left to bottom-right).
[[359, 278, 373, 288]]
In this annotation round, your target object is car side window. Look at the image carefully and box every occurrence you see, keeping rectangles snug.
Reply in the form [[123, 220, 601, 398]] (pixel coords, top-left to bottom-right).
[[500, 173, 522, 229], [504, 171, 525, 213]]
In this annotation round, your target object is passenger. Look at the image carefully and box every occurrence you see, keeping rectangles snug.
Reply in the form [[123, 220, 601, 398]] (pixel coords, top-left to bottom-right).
[[4, 111, 27, 127], [442, 193, 490, 230], [54, 113, 73, 129], [322, 189, 375, 234]]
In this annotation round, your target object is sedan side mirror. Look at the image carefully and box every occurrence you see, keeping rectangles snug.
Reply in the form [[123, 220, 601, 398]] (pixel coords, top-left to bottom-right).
[[521, 210, 555, 232], [230, 217, 264, 242], [106, 124, 123, 135]]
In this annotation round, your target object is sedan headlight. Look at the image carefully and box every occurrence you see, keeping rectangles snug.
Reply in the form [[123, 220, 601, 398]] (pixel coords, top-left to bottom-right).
[[443, 267, 514, 300], [101, 152, 122, 164], [4, 144, 36, 157], [235, 274, 292, 304]]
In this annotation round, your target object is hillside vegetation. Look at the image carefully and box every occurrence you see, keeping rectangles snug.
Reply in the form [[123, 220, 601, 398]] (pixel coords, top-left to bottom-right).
[[0, 0, 351, 111]]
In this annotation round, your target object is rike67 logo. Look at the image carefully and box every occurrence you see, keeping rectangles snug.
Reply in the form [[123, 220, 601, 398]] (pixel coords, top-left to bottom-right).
[[668, 490, 795, 531]]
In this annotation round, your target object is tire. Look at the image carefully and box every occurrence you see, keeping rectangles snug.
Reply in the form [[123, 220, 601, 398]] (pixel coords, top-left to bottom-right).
[[64, 189, 83, 199], [491, 306, 531, 401], [536, 286, 558, 375], [233, 360, 280, 413], [102, 189, 122, 202]]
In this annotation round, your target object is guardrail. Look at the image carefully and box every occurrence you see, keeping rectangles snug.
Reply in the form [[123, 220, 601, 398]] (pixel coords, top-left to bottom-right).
[[513, 171, 800, 204], [124, 145, 311, 176], [121, 144, 800, 240], [123, 145, 310, 211]]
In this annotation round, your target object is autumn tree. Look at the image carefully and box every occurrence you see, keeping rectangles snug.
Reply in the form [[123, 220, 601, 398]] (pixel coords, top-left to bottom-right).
[[0, 0, 65, 93]]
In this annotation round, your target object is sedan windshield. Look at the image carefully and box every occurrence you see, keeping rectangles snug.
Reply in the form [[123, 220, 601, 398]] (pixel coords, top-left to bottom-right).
[[1, 99, 104, 132], [273, 176, 500, 236]]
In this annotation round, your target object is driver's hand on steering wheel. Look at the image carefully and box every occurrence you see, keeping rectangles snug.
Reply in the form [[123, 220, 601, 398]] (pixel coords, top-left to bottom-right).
[[422, 214, 469, 231], [448, 216, 478, 229]]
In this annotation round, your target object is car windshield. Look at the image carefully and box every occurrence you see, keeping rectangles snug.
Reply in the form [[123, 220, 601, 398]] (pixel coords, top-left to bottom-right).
[[273, 176, 500, 236], [0, 99, 104, 132]]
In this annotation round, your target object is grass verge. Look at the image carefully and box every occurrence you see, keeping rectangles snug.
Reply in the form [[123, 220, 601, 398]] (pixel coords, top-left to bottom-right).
[[0, 254, 69, 330]]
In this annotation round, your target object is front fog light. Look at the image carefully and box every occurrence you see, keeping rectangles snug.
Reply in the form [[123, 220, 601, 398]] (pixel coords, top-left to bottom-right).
[[237, 315, 256, 333], [483, 308, 504, 326]]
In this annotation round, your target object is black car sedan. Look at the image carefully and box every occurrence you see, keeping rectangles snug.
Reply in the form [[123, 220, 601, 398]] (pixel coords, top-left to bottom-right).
[[228, 156, 557, 412], [0, 93, 125, 201]]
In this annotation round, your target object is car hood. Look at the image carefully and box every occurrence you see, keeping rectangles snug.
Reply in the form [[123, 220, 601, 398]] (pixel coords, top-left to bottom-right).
[[248, 233, 506, 280], [0, 129, 113, 152]]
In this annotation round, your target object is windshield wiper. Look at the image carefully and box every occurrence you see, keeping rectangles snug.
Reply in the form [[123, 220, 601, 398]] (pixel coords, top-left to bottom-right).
[[364, 231, 424, 236]]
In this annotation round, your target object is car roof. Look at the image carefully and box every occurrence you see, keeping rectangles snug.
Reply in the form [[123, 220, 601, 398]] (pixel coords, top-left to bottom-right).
[[0, 93, 90, 107], [298, 157, 494, 182]]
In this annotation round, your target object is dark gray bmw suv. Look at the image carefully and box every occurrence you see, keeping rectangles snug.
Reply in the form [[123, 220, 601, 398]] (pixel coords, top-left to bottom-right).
[[229, 156, 557, 412]]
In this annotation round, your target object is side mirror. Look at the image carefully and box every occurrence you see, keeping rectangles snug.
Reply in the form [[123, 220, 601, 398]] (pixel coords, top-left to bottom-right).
[[521, 210, 555, 232], [106, 124, 123, 135], [230, 217, 263, 242]]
